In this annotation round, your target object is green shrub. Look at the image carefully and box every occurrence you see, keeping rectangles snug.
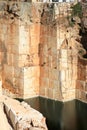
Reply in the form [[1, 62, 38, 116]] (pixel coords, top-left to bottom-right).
[[71, 2, 82, 18], [67, 2, 82, 27]]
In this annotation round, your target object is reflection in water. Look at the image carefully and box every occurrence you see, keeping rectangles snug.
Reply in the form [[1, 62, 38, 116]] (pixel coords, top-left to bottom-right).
[[25, 97, 87, 130], [76, 100, 87, 130]]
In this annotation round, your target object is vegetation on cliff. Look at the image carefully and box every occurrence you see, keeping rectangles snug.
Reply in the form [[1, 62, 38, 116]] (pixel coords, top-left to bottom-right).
[[68, 2, 82, 27], [71, 2, 82, 18]]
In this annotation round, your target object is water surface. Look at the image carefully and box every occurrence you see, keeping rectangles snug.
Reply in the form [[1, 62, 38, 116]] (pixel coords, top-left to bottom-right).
[[25, 97, 87, 130]]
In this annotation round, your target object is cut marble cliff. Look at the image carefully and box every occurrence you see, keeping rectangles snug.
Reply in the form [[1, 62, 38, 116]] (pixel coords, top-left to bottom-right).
[[0, 1, 87, 102]]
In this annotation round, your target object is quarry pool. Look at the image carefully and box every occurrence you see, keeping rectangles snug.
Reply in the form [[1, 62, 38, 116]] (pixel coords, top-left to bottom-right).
[[25, 97, 87, 130]]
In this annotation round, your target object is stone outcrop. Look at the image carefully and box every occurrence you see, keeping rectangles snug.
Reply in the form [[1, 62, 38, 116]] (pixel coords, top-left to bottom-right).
[[0, 95, 48, 130]]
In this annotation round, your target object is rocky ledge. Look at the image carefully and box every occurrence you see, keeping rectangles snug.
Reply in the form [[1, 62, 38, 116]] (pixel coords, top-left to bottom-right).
[[0, 95, 48, 130]]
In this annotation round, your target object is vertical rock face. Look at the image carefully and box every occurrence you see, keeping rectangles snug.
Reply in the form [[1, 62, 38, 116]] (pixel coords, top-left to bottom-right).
[[0, 1, 87, 102], [0, 2, 57, 99], [0, 2, 43, 98], [76, 2, 87, 102], [40, 3, 79, 101]]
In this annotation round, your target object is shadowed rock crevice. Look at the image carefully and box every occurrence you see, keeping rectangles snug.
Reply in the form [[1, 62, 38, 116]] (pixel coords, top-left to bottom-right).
[[79, 2, 87, 58], [79, 29, 87, 58]]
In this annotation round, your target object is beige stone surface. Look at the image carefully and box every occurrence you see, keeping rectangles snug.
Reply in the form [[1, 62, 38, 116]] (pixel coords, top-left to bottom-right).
[[0, 95, 48, 130], [0, 103, 12, 130], [0, 1, 87, 103]]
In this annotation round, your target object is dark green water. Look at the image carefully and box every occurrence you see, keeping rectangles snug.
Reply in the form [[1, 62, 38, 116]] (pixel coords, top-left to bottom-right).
[[25, 97, 87, 130]]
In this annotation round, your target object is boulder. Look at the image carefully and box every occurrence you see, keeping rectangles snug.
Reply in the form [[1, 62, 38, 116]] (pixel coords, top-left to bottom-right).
[[0, 95, 48, 130]]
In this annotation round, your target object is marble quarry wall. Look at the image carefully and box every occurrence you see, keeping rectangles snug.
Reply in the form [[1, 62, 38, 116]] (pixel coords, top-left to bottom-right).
[[40, 3, 78, 101], [76, 57, 87, 102], [0, 1, 87, 102], [76, 2, 87, 103], [0, 2, 42, 98]]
